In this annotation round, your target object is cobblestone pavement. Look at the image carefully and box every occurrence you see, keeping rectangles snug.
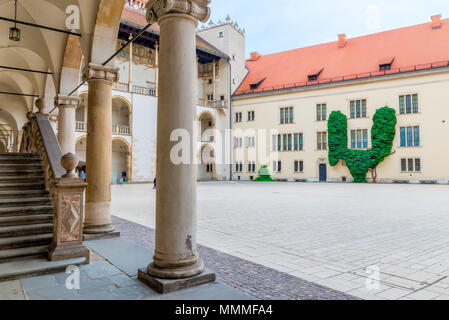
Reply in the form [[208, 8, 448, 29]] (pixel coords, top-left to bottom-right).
[[112, 182, 449, 300], [112, 216, 357, 300]]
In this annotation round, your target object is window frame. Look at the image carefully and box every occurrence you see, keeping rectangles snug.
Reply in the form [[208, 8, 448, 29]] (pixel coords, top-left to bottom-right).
[[349, 99, 367, 119], [399, 93, 419, 115]]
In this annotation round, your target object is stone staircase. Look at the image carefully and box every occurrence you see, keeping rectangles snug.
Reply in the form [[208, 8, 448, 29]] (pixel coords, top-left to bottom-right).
[[0, 152, 85, 281]]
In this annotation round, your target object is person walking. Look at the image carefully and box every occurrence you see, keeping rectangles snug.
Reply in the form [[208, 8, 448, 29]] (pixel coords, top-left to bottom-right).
[[153, 177, 156, 189]]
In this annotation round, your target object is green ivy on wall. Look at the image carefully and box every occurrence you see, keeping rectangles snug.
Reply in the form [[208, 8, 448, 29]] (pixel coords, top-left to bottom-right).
[[328, 107, 397, 183]]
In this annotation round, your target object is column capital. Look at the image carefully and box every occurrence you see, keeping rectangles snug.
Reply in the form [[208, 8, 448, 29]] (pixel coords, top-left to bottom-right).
[[83, 63, 120, 83], [54, 95, 81, 109], [146, 0, 211, 24]]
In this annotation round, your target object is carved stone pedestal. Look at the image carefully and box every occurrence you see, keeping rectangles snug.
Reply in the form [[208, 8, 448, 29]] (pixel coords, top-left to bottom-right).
[[48, 154, 90, 263]]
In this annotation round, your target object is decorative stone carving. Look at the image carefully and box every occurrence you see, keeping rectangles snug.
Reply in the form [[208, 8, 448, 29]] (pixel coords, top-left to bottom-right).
[[61, 194, 81, 242], [54, 95, 81, 110], [35, 98, 46, 114], [61, 153, 79, 178], [146, 0, 211, 24], [83, 63, 120, 82]]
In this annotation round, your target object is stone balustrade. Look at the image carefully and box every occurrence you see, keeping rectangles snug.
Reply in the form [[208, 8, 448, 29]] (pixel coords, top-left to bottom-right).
[[20, 99, 89, 263]]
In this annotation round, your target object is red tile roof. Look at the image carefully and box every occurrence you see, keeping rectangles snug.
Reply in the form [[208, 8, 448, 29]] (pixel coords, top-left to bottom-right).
[[121, 7, 160, 32], [121, 7, 227, 59], [235, 18, 449, 96]]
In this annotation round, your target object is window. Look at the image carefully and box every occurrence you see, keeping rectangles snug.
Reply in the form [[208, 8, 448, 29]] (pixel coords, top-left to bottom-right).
[[350, 129, 368, 149], [280, 107, 294, 124], [246, 136, 256, 148], [206, 163, 213, 172], [294, 160, 304, 173], [400, 126, 420, 147], [273, 161, 282, 173], [235, 112, 242, 123], [401, 158, 421, 172], [235, 161, 243, 172], [294, 133, 304, 151], [317, 132, 327, 150], [273, 133, 303, 151], [399, 94, 418, 114], [350, 99, 367, 118], [379, 63, 391, 71], [218, 31, 224, 38], [308, 74, 318, 81], [233, 137, 242, 149], [247, 111, 255, 121], [316, 104, 327, 121], [248, 161, 256, 173]]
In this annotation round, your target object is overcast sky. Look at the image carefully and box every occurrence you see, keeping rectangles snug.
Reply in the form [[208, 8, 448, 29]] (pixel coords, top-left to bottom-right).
[[200, 0, 449, 57]]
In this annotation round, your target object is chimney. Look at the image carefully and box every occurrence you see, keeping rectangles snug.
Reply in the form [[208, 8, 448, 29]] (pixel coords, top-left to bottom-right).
[[338, 34, 346, 48], [432, 14, 442, 29], [250, 52, 262, 61]]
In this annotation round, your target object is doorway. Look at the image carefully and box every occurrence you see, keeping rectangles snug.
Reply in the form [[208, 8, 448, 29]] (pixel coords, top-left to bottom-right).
[[319, 164, 327, 182]]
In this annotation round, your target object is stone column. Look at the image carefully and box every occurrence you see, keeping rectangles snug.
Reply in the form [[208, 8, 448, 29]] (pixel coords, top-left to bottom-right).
[[138, 0, 214, 293], [83, 64, 120, 237], [54, 95, 80, 154]]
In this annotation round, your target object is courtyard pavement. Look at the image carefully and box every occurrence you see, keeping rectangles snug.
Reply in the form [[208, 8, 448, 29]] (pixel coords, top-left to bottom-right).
[[0, 237, 254, 300], [112, 181, 449, 300]]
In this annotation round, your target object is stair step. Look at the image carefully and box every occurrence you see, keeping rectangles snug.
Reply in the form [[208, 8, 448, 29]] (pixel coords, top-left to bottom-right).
[[0, 223, 53, 238], [0, 245, 48, 262], [0, 197, 52, 208], [0, 158, 42, 164], [0, 190, 49, 198], [0, 233, 52, 250], [0, 205, 53, 217], [0, 153, 39, 158], [0, 176, 44, 183], [0, 182, 46, 191], [0, 214, 53, 227], [0, 169, 44, 176], [0, 256, 86, 282], [0, 163, 43, 169]]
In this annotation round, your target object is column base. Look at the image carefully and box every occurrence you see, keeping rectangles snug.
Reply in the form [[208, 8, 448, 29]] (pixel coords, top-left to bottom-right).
[[83, 224, 120, 241], [146, 259, 205, 279], [48, 243, 90, 264], [138, 267, 215, 294]]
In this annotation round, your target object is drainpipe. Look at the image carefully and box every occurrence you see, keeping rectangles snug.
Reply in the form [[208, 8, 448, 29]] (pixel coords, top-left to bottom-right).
[[229, 61, 233, 181]]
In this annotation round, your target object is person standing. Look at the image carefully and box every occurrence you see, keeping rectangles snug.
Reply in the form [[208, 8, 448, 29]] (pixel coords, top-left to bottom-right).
[[121, 170, 127, 183]]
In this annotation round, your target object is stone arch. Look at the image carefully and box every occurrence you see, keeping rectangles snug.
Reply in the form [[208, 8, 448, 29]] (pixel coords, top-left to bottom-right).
[[112, 137, 132, 183], [87, 0, 127, 66], [198, 111, 216, 143], [198, 143, 215, 181], [112, 96, 132, 134], [112, 95, 133, 113]]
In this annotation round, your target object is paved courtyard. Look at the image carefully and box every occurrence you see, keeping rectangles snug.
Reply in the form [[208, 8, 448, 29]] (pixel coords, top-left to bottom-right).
[[112, 182, 449, 300]]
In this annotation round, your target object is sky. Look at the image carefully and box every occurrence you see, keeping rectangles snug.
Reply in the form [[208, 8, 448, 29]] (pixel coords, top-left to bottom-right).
[[200, 0, 449, 57]]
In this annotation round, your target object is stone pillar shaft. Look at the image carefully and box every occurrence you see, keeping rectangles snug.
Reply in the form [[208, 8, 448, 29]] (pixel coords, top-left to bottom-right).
[[84, 64, 119, 235], [143, 0, 211, 281], [55, 95, 80, 155]]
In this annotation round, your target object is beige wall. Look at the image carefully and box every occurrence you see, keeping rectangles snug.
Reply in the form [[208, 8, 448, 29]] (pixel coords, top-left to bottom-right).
[[232, 68, 449, 183]]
